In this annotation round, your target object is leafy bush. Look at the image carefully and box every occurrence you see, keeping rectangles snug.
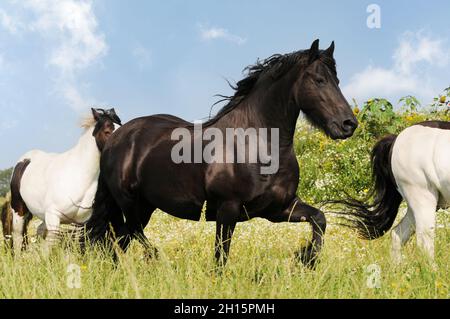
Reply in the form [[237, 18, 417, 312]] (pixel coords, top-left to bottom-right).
[[0, 167, 13, 198], [295, 91, 450, 204], [357, 98, 400, 139]]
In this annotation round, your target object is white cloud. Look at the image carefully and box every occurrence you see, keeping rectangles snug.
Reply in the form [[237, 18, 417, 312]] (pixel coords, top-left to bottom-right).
[[393, 32, 448, 74], [25, 0, 107, 75], [61, 84, 94, 111], [343, 66, 434, 101], [0, 8, 22, 34], [0, 0, 107, 111], [199, 24, 246, 45], [343, 31, 450, 105]]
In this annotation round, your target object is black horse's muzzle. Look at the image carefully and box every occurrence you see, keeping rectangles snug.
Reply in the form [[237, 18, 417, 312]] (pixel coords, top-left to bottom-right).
[[328, 117, 358, 140]]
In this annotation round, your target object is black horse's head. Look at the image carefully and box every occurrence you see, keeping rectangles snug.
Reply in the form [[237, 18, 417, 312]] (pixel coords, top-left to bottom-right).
[[91, 108, 122, 150], [291, 39, 357, 139]]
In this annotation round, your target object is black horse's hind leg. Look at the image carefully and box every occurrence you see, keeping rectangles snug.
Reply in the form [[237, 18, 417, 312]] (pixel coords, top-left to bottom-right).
[[267, 197, 326, 268], [107, 206, 130, 253], [215, 201, 240, 268], [136, 210, 159, 260], [121, 201, 158, 259]]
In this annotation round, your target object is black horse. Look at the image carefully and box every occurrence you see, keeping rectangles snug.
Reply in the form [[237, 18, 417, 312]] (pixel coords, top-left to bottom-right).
[[86, 39, 357, 267]]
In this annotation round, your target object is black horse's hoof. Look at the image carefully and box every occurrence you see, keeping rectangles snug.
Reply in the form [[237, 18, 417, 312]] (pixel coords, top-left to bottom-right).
[[296, 245, 319, 269], [144, 248, 159, 261], [214, 266, 224, 276], [213, 258, 228, 276]]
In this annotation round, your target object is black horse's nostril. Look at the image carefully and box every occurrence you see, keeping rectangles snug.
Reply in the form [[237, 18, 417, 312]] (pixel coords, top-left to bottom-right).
[[342, 119, 357, 132]]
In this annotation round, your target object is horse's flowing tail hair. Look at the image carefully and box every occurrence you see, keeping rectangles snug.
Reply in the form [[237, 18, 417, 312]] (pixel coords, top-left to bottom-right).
[[84, 170, 119, 245], [334, 134, 403, 239], [1, 199, 12, 243], [2, 159, 31, 243]]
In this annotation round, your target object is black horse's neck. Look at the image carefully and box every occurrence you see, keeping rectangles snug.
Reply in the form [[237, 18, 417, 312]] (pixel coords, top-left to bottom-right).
[[210, 62, 304, 148]]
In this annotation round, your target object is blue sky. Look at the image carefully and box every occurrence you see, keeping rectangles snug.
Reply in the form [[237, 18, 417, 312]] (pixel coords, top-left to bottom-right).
[[0, 0, 449, 168]]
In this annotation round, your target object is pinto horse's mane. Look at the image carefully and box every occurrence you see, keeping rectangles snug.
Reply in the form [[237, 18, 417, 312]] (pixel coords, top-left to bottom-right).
[[200, 49, 336, 127], [80, 114, 96, 130]]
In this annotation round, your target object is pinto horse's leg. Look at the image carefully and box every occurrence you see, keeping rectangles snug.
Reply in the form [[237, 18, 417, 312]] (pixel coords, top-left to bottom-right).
[[9, 190, 32, 254], [11, 209, 31, 254], [11, 209, 24, 254], [43, 211, 61, 255], [2, 201, 13, 251], [402, 187, 437, 261], [11, 210, 24, 254], [21, 212, 32, 249], [215, 201, 240, 267], [391, 207, 415, 264], [266, 197, 326, 268], [36, 222, 48, 239], [415, 211, 437, 262]]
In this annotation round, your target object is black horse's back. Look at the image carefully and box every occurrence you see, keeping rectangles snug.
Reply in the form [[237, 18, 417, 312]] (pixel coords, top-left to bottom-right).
[[102, 114, 207, 221]]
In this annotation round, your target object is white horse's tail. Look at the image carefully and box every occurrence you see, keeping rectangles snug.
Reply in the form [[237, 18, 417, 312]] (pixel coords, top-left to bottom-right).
[[331, 134, 403, 239]]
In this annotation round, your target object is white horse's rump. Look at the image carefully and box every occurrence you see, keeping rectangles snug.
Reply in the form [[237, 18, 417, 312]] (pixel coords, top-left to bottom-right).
[[6, 108, 121, 253], [338, 121, 450, 264], [390, 124, 450, 262]]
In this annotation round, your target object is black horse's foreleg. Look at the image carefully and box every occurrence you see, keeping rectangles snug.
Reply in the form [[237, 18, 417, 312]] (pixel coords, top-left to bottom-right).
[[215, 201, 240, 267], [267, 198, 326, 268]]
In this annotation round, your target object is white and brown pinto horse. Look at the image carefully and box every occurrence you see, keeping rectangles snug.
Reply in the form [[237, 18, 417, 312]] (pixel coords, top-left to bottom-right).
[[338, 121, 450, 263], [3, 108, 121, 253]]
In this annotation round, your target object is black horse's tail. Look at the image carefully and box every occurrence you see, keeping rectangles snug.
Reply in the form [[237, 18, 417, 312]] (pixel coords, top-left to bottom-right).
[[333, 134, 403, 239], [84, 171, 119, 245]]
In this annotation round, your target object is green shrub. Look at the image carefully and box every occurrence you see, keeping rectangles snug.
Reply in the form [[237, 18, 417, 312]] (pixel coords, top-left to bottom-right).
[[295, 91, 450, 204], [0, 167, 12, 197]]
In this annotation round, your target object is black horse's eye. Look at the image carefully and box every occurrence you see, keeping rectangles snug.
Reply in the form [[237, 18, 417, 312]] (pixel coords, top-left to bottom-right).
[[316, 77, 326, 85]]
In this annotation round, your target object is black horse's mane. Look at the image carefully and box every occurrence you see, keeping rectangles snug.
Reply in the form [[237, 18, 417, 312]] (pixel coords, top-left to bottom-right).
[[201, 49, 336, 127]]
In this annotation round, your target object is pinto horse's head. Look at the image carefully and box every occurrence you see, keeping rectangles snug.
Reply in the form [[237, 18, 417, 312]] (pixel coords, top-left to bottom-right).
[[91, 108, 122, 150], [293, 39, 357, 139]]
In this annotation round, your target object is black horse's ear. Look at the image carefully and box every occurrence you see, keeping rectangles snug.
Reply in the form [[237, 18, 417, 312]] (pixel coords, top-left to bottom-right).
[[107, 108, 122, 126], [91, 108, 101, 121], [324, 41, 335, 58], [308, 39, 320, 64]]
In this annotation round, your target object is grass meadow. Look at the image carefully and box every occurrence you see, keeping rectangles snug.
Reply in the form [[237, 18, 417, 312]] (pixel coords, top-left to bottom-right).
[[0, 98, 449, 299], [0, 209, 448, 299]]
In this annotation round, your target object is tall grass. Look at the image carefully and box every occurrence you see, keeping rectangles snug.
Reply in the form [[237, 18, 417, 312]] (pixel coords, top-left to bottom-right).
[[0, 97, 449, 298], [0, 210, 448, 298]]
